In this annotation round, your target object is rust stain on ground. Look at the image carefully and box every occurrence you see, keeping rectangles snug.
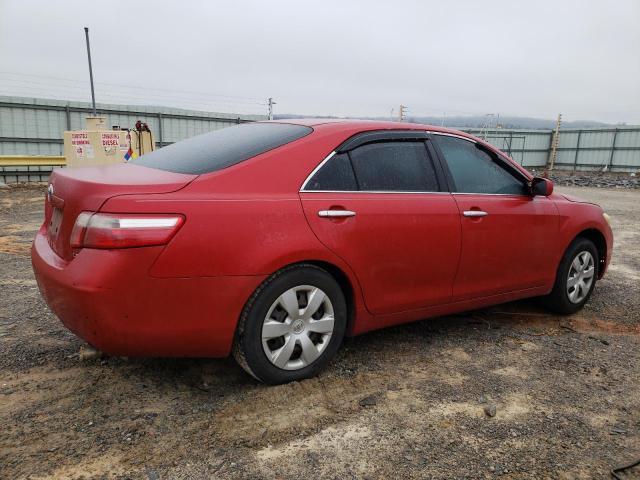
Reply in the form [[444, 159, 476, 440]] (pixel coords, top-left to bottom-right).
[[568, 315, 640, 335], [478, 308, 640, 336], [0, 235, 31, 257]]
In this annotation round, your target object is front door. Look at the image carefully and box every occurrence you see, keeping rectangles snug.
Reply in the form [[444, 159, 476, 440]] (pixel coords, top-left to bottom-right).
[[431, 134, 558, 301], [300, 137, 461, 315]]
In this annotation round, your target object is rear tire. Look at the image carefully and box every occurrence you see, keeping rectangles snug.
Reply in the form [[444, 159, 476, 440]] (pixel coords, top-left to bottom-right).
[[543, 237, 598, 315], [233, 264, 347, 384]]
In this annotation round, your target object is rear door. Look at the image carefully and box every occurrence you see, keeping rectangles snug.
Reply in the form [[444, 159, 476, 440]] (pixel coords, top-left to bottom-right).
[[299, 132, 461, 315], [431, 134, 558, 301]]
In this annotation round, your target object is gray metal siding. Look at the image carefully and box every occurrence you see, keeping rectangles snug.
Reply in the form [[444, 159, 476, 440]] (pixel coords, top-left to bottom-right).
[[463, 127, 640, 171], [2, 96, 640, 180], [0, 95, 267, 156]]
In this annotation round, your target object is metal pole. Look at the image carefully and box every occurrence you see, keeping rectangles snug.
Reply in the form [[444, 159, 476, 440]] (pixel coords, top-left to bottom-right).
[[607, 128, 619, 171], [65, 104, 71, 130], [573, 130, 582, 173], [84, 27, 97, 116], [157, 113, 163, 147]]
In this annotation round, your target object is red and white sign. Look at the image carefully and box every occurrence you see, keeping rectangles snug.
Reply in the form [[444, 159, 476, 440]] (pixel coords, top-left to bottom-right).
[[101, 132, 120, 155], [71, 132, 89, 146], [101, 132, 120, 147]]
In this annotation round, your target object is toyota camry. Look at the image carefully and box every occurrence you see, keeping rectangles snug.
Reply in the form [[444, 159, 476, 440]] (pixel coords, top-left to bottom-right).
[[32, 120, 613, 384]]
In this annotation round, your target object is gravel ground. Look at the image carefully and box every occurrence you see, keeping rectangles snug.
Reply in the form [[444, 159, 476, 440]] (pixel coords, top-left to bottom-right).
[[1, 185, 639, 479], [543, 171, 640, 190]]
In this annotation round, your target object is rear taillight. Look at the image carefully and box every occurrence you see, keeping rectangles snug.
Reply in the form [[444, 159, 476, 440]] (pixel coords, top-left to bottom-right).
[[70, 212, 184, 249]]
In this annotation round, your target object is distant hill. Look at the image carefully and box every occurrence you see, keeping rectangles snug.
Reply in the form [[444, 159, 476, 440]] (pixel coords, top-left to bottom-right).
[[274, 113, 625, 130]]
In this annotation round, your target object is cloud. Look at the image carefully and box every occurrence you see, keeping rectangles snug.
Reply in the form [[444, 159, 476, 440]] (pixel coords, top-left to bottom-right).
[[1, 0, 638, 123]]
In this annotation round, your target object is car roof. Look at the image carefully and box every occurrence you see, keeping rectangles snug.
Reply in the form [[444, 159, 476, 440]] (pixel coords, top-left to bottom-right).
[[266, 118, 532, 180], [266, 118, 477, 138]]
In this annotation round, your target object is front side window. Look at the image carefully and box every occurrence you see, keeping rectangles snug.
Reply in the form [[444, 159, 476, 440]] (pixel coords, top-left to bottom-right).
[[434, 135, 527, 195]]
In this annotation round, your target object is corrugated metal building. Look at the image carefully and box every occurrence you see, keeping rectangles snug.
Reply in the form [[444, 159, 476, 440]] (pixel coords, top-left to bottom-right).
[[463, 127, 640, 171], [0, 95, 267, 156], [1, 95, 639, 182]]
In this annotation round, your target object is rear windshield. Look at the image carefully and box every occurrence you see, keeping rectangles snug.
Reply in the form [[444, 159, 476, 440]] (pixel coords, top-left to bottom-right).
[[133, 122, 312, 174]]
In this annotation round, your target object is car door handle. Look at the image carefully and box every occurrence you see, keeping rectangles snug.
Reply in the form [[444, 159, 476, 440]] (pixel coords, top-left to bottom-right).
[[318, 210, 356, 218], [463, 210, 488, 217]]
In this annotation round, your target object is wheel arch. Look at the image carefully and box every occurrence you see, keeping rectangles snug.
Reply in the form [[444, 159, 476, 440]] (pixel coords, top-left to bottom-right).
[[245, 259, 360, 336], [303, 260, 356, 332], [575, 228, 607, 279]]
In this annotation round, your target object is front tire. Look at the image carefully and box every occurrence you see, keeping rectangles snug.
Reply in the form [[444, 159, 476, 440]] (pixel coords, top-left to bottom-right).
[[543, 237, 598, 315], [233, 264, 347, 384]]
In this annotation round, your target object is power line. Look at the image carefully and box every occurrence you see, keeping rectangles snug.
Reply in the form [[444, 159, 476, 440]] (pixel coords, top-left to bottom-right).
[[0, 71, 269, 116], [0, 83, 264, 115], [0, 71, 267, 104], [0, 73, 268, 115], [0, 80, 261, 108]]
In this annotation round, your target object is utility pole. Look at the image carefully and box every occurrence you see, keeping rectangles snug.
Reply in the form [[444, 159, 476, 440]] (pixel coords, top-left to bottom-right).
[[83, 27, 97, 116], [399, 104, 407, 122], [268, 97, 276, 120], [544, 113, 563, 178], [479, 113, 496, 140]]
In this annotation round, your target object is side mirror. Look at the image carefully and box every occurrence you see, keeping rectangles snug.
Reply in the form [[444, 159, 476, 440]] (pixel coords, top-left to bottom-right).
[[531, 177, 554, 196]]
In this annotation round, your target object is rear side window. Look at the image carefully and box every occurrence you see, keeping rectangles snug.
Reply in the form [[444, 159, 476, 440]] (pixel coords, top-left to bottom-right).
[[349, 141, 438, 191], [133, 123, 312, 174], [434, 135, 527, 195], [305, 153, 357, 191]]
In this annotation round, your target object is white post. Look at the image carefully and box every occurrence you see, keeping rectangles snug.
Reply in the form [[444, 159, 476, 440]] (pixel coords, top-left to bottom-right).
[[268, 97, 275, 120]]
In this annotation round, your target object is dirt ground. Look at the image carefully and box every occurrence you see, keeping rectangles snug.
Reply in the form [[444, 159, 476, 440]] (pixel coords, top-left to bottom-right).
[[1, 185, 639, 479]]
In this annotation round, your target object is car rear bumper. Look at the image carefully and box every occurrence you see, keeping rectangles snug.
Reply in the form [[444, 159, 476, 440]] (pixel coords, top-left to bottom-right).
[[31, 227, 265, 357]]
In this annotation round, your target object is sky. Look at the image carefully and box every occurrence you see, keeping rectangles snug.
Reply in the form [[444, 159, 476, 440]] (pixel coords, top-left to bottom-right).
[[1, 0, 639, 123]]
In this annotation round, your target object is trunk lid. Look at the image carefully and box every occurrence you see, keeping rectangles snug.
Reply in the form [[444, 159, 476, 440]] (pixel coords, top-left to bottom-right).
[[44, 164, 195, 260]]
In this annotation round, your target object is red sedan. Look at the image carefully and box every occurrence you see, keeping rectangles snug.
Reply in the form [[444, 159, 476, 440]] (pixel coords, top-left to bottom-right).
[[32, 120, 613, 384]]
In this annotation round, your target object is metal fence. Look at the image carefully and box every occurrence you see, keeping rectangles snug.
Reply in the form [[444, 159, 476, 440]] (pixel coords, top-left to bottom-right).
[[463, 127, 640, 172], [1, 95, 639, 183], [0, 95, 267, 156]]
